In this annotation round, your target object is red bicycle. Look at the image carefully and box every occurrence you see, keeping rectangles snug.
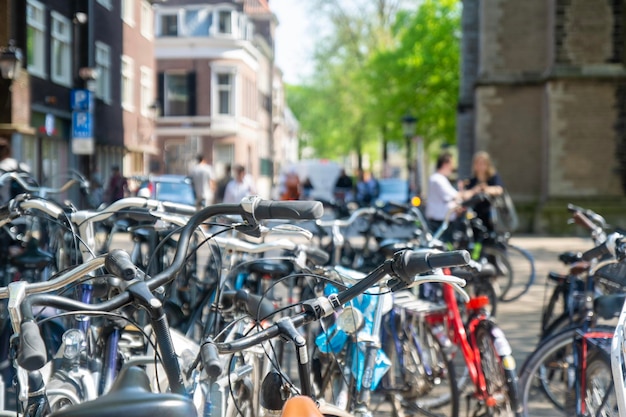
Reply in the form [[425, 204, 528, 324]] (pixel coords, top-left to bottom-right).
[[424, 267, 523, 417]]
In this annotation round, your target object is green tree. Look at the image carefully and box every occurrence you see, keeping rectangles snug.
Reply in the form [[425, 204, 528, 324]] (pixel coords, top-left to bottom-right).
[[286, 0, 460, 166]]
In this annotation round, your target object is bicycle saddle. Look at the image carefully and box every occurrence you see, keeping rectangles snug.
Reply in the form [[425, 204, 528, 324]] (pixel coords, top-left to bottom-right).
[[10, 239, 54, 270], [49, 366, 197, 417], [594, 293, 626, 320], [247, 260, 293, 278], [282, 396, 323, 417]]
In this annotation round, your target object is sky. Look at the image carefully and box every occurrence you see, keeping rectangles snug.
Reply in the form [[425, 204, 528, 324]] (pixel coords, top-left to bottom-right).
[[271, 0, 317, 85]]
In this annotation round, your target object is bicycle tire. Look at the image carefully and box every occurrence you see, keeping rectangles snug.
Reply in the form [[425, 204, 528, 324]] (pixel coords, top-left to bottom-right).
[[382, 322, 460, 417], [474, 320, 522, 416], [518, 326, 615, 417], [481, 246, 514, 302], [584, 349, 618, 416], [499, 244, 536, 302]]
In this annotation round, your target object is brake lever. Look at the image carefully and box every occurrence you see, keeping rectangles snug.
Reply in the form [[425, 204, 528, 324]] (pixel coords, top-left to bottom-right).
[[264, 223, 314, 241]]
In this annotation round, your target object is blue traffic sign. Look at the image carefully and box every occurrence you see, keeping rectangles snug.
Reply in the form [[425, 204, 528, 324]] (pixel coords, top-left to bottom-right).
[[70, 89, 94, 111], [72, 111, 93, 139]]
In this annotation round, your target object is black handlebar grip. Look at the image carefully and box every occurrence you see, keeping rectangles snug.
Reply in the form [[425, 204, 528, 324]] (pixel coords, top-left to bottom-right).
[[200, 338, 222, 379], [394, 250, 471, 280], [254, 200, 324, 221], [18, 321, 47, 371], [105, 249, 138, 281], [302, 246, 330, 265], [581, 241, 610, 261], [161, 201, 197, 216], [426, 250, 471, 270]]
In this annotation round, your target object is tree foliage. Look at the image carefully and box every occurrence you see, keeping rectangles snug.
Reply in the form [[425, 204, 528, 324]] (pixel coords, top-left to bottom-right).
[[286, 0, 460, 165]]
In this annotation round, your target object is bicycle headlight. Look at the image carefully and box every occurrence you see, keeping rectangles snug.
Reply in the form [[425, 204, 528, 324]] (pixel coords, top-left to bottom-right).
[[62, 329, 85, 360], [336, 306, 364, 335]]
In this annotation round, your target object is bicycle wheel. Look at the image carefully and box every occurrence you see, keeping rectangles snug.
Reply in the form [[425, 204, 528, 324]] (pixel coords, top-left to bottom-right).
[[499, 244, 536, 302], [474, 320, 522, 416], [481, 245, 514, 302], [382, 317, 459, 417], [584, 350, 618, 417], [518, 326, 615, 417]]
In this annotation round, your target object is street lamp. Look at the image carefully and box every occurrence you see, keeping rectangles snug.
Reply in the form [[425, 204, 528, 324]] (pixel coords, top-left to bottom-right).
[[0, 40, 22, 81], [401, 113, 417, 201]]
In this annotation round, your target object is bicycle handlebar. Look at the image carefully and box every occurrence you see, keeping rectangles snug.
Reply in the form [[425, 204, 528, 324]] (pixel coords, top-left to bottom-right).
[[214, 250, 469, 355], [582, 232, 623, 262], [316, 207, 377, 228]]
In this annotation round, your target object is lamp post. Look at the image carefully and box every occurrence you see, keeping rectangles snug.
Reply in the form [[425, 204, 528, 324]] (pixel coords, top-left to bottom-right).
[[401, 113, 417, 200], [0, 40, 22, 82]]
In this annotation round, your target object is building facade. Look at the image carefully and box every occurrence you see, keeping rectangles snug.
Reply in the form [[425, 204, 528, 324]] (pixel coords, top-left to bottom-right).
[[0, 0, 157, 200], [153, 0, 293, 198], [459, 0, 626, 232]]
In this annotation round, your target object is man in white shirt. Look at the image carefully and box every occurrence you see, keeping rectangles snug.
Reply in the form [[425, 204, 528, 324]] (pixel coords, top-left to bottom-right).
[[223, 164, 257, 204], [425, 152, 462, 234], [189, 154, 215, 210]]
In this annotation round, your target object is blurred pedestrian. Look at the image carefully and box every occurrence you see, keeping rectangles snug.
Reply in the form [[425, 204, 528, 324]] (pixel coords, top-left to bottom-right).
[[281, 169, 301, 200], [355, 169, 379, 206], [189, 154, 216, 210], [104, 165, 128, 204], [461, 151, 504, 232], [214, 163, 232, 204], [334, 168, 353, 202], [302, 177, 314, 200], [223, 164, 257, 203]]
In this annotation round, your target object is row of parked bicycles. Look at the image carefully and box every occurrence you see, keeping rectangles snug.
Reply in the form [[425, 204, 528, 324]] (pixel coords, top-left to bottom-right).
[[2, 167, 625, 417]]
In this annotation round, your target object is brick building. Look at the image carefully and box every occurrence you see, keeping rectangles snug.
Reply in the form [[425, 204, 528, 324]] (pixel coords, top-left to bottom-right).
[[152, 0, 296, 198], [459, 0, 626, 232], [0, 0, 157, 199]]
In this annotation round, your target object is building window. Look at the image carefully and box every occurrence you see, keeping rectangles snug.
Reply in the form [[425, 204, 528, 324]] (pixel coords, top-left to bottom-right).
[[95, 42, 111, 103], [122, 0, 135, 26], [216, 73, 234, 115], [121, 56, 134, 110], [26, 0, 46, 78], [158, 13, 178, 36], [140, 1, 153, 39], [96, 0, 112, 10], [217, 10, 233, 34], [164, 73, 189, 116], [51, 11, 71, 87], [140, 66, 153, 117], [185, 8, 212, 36]]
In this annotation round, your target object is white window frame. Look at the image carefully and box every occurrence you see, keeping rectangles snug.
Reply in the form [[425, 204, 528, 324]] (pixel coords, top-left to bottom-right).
[[212, 8, 237, 36], [122, 0, 135, 26], [96, 0, 112, 10], [156, 9, 181, 37], [140, 1, 153, 39], [211, 67, 237, 117], [50, 11, 72, 87], [163, 72, 190, 116], [140, 66, 153, 117], [26, 0, 46, 79], [95, 41, 111, 104], [121, 56, 134, 111]]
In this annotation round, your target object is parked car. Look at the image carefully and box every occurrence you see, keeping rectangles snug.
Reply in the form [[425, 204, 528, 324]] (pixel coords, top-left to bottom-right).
[[376, 178, 410, 206], [136, 175, 196, 206]]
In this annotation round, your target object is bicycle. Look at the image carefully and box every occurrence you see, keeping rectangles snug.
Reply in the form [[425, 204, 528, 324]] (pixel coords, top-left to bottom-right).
[[518, 234, 626, 416]]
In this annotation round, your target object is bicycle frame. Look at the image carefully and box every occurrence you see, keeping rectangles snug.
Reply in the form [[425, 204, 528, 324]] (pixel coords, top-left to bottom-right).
[[425, 281, 493, 403], [611, 296, 626, 415]]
